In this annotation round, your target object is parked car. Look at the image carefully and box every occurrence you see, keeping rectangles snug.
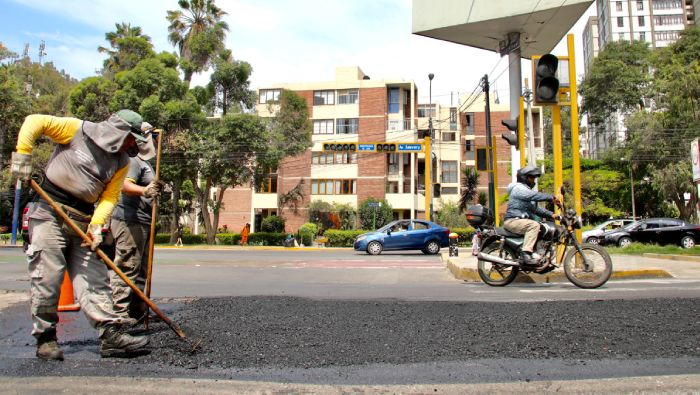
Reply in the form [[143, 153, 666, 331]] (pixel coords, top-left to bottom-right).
[[601, 218, 700, 248], [582, 218, 635, 245], [354, 219, 450, 255]]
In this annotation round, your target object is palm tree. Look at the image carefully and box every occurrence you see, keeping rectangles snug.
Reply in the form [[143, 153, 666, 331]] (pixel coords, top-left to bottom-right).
[[98, 22, 153, 76], [459, 167, 480, 212], [167, 0, 229, 85]]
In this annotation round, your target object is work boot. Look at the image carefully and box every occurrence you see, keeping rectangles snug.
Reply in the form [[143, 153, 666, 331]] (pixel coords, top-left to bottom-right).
[[36, 331, 64, 361], [519, 251, 539, 266], [100, 325, 149, 358]]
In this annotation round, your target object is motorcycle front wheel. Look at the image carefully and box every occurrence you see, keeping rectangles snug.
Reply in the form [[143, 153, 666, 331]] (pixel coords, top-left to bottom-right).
[[477, 242, 520, 286], [563, 243, 612, 289]]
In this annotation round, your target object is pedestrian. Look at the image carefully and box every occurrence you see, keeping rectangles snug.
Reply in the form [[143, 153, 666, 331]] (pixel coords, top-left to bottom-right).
[[175, 222, 184, 246], [108, 126, 164, 326], [10, 110, 152, 360]]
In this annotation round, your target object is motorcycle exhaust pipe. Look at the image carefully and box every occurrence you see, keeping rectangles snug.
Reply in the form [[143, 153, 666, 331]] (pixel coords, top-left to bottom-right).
[[477, 252, 521, 267]]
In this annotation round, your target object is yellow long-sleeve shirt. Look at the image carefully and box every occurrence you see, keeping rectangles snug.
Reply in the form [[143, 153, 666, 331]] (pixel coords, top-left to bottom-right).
[[16, 114, 128, 225]]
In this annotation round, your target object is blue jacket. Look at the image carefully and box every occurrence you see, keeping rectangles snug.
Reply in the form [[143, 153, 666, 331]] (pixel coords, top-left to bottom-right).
[[505, 182, 554, 221]]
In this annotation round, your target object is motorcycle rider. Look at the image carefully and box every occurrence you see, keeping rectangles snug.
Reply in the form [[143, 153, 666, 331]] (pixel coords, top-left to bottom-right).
[[504, 165, 559, 266]]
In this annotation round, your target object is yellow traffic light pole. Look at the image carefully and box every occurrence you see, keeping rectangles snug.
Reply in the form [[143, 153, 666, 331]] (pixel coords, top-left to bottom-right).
[[491, 136, 500, 226], [518, 96, 526, 167], [424, 135, 431, 220], [567, 34, 583, 241]]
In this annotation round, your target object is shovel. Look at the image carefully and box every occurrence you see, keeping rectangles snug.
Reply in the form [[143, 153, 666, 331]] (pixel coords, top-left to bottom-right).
[[30, 179, 201, 352], [144, 129, 163, 330]]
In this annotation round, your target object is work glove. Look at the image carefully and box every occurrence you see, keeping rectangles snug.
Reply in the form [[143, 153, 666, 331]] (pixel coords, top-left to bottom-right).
[[81, 224, 104, 251], [143, 180, 165, 198], [10, 152, 32, 181]]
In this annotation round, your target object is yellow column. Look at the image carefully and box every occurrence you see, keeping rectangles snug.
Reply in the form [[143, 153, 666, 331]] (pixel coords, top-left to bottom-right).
[[424, 136, 431, 220], [568, 33, 583, 241], [552, 105, 563, 215], [491, 136, 500, 226]]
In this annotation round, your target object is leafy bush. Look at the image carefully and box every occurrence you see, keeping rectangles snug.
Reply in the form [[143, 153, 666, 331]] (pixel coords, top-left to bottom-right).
[[216, 233, 242, 245], [299, 223, 318, 246], [261, 215, 285, 233], [450, 227, 476, 246], [358, 198, 393, 230], [435, 199, 469, 228], [324, 229, 365, 247], [248, 232, 286, 246]]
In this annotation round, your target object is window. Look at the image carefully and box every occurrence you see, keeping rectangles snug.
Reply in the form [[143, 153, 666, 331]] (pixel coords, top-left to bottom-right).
[[640, 32, 646, 41], [313, 119, 334, 135], [636, 0, 643, 10], [442, 131, 456, 142], [311, 179, 356, 195], [313, 90, 335, 105], [464, 113, 475, 135], [616, 1, 622, 11], [617, 17, 624, 27], [441, 186, 458, 195], [412, 221, 430, 230], [337, 89, 358, 104], [259, 89, 280, 104], [336, 118, 359, 134], [388, 88, 400, 113], [465, 140, 473, 152], [418, 104, 435, 118], [386, 181, 399, 193], [441, 161, 458, 183], [387, 153, 399, 174], [638, 16, 645, 27], [259, 168, 278, 193], [312, 152, 357, 165], [450, 107, 457, 131]]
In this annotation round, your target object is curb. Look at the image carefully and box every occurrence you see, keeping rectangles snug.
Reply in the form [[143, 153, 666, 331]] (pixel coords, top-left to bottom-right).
[[642, 253, 700, 263], [441, 252, 674, 283], [155, 245, 352, 252]]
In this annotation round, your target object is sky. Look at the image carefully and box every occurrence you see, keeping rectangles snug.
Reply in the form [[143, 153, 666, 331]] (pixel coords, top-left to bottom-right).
[[0, 0, 596, 106]]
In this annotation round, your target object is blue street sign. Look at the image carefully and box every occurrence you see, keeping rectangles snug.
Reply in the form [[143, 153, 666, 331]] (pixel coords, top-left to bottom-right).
[[358, 144, 375, 151], [398, 144, 423, 152], [367, 202, 382, 207]]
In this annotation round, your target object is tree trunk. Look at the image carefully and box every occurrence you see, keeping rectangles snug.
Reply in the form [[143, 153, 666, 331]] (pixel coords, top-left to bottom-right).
[[169, 181, 182, 244], [194, 177, 216, 244]]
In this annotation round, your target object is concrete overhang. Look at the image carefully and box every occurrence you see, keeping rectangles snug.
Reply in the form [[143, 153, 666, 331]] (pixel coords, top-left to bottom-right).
[[412, 0, 593, 59]]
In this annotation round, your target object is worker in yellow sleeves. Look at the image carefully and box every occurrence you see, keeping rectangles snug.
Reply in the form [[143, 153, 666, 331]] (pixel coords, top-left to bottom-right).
[[9, 110, 152, 360]]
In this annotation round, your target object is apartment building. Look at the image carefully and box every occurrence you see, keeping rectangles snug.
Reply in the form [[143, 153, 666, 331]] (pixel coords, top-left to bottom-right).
[[216, 67, 541, 233], [584, 0, 695, 158]]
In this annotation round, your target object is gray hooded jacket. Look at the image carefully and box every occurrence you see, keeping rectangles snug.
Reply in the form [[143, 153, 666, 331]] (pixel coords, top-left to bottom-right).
[[505, 182, 554, 221]]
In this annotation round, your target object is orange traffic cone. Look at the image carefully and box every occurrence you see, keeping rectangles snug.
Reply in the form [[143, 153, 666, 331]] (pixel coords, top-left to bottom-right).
[[57, 272, 80, 312]]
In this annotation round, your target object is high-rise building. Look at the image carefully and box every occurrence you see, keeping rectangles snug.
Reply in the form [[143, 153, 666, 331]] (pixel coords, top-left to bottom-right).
[[584, 0, 695, 158]]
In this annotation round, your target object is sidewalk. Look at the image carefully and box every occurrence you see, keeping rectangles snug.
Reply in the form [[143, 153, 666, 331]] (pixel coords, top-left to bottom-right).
[[441, 248, 700, 283]]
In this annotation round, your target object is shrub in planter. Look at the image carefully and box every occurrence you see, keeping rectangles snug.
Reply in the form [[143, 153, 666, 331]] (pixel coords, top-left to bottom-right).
[[216, 233, 242, 245], [248, 232, 286, 246], [261, 215, 285, 233], [299, 223, 318, 246], [324, 229, 365, 247]]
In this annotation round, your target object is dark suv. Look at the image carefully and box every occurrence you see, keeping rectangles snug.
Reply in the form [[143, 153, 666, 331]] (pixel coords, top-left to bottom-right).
[[602, 218, 700, 248]]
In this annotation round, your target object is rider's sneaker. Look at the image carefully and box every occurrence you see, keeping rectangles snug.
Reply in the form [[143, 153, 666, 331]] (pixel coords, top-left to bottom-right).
[[519, 251, 540, 266]]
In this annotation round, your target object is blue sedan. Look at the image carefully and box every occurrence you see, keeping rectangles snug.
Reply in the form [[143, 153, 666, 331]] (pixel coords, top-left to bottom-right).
[[353, 219, 450, 255]]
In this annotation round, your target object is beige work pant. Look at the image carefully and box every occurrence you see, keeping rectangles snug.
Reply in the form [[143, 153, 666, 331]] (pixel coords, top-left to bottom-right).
[[108, 219, 149, 320], [26, 212, 128, 339], [503, 218, 541, 253]]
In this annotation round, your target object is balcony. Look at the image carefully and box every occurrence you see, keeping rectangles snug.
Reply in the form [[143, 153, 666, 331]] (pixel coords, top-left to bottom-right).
[[387, 118, 417, 132]]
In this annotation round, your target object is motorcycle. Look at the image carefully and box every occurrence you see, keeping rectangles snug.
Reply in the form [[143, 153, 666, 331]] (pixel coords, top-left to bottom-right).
[[466, 187, 612, 289]]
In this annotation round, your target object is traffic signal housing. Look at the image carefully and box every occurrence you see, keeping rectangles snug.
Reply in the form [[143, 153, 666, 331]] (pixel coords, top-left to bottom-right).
[[501, 117, 519, 150], [533, 54, 560, 105], [322, 143, 356, 151], [375, 143, 396, 152]]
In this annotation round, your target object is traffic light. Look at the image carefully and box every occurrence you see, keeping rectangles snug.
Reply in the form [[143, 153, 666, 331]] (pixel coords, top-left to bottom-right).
[[533, 54, 559, 105], [433, 183, 441, 198], [322, 143, 356, 152], [475, 147, 489, 171], [501, 117, 519, 150], [375, 143, 396, 152]]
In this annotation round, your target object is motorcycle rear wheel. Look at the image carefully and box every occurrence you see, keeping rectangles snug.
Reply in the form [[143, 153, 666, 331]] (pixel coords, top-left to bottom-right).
[[563, 243, 612, 289], [477, 242, 520, 286]]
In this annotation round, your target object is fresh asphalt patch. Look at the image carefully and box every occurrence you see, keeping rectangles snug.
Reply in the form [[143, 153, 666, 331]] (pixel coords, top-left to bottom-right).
[[127, 296, 700, 370]]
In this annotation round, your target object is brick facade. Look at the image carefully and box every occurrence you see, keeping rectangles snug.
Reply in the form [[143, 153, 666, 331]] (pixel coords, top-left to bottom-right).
[[278, 150, 312, 232], [218, 187, 252, 233]]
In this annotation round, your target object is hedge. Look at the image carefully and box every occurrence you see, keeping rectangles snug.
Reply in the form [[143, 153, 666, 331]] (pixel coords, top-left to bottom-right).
[[324, 229, 365, 247], [248, 232, 286, 246], [154, 232, 283, 246], [450, 227, 476, 246]]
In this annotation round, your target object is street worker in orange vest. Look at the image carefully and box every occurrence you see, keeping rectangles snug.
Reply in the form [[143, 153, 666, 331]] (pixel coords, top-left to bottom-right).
[[10, 110, 153, 360], [108, 125, 164, 326]]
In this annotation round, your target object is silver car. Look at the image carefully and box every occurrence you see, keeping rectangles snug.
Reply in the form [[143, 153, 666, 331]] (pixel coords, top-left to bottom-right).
[[582, 219, 635, 245]]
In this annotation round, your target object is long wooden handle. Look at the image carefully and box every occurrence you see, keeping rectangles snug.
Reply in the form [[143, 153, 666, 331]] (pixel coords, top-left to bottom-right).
[[30, 179, 186, 339], [145, 131, 163, 299]]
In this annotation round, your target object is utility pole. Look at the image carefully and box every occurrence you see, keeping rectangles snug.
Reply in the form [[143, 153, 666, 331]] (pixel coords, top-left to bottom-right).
[[428, 73, 434, 222], [38, 41, 46, 65], [483, 74, 496, 213], [523, 79, 537, 167]]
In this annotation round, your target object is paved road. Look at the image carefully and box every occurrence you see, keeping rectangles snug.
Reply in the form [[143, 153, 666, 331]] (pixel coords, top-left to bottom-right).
[[1, 247, 699, 392]]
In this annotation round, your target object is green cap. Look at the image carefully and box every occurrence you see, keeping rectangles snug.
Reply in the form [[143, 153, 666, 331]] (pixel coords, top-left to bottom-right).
[[115, 109, 148, 142]]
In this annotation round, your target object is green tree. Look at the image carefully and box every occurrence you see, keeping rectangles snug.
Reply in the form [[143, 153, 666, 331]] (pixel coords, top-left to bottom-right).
[[435, 199, 469, 228], [68, 76, 118, 121], [358, 198, 393, 230], [579, 40, 652, 126], [208, 49, 254, 115], [458, 166, 479, 212], [0, 66, 31, 166], [98, 22, 155, 77], [166, 0, 229, 85]]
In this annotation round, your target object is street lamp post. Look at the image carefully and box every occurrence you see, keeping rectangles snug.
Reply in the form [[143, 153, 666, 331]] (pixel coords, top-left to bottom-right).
[[428, 73, 434, 222]]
